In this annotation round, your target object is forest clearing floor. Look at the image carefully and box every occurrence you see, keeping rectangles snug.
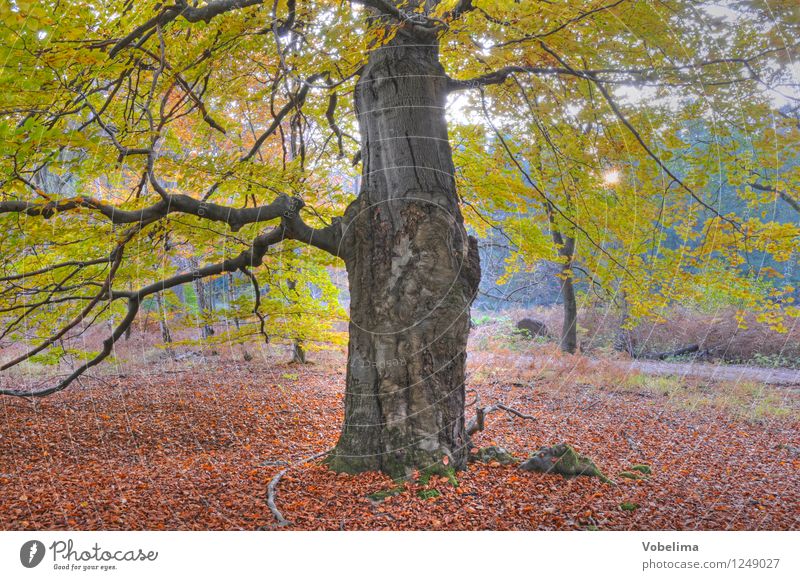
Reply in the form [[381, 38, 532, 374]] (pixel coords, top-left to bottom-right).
[[476, 352, 800, 386], [1, 347, 798, 530]]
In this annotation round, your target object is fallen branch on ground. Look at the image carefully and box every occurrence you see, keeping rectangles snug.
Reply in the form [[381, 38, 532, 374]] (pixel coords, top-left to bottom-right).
[[265, 449, 331, 527], [636, 344, 707, 360]]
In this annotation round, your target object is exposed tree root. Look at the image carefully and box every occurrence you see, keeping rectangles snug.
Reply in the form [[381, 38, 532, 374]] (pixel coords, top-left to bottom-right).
[[465, 390, 536, 437], [265, 449, 331, 528]]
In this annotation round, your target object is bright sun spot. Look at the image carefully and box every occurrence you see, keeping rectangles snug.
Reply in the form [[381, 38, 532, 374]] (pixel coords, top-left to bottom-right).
[[602, 169, 621, 186]]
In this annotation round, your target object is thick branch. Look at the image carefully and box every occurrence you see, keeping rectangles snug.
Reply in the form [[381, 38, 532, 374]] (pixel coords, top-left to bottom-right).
[[0, 193, 297, 232], [448, 66, 600, 92], [109, 0, 268, 57]]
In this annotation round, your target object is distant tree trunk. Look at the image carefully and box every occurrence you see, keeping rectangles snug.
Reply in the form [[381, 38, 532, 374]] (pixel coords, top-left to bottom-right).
[[547, 202, 577, 354], [287, 277, 306, 364], [613, 292, 635, 356], [559, 258, 578, 354], [226, 273, 240, 330], [192, 273, 214, 340], [155, 292, 174, 359], [290, 341, 306, 364], [325, 30, 480, 478], [285, 96, 309, 365]]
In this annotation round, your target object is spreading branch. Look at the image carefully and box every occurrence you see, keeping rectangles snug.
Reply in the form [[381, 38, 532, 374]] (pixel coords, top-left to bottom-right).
[[0, 194, 345, 397], [0, 192, 297, 232], [109, 0, 269, 57]]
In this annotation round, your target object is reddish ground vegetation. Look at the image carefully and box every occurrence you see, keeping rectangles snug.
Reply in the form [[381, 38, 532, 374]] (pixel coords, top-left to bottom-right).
[[1, 351, 798, 530], [480, 305, 800, 366]]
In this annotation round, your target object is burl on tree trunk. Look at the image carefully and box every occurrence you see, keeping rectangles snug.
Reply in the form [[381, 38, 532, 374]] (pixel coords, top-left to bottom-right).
[[325, 34, 480, 478]]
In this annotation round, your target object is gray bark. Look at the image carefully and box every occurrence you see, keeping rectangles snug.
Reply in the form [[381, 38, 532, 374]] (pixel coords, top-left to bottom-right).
[[549, 213, 577, 354], [155, 291, 175, 359], [559, 260, 577, 354], [226, 273, 240, 330], [613, 292, 635, 356], [192, 269, 214, 340], [325, 31, 480, 478]]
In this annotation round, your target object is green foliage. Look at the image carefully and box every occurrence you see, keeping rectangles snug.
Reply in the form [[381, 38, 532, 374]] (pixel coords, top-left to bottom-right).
[[0, 0, 797, 392]]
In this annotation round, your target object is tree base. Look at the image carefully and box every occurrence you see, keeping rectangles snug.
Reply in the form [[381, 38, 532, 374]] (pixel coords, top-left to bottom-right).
[[324, 444, 465, 481]]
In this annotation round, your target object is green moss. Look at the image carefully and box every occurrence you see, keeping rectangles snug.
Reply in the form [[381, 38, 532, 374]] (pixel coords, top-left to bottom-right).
[[367, 486, 404, 502], [620, 501, 639, 511], [619, 471, 646, 480], [323, 452, 375, 475], [469, 446, 517, 465], [630, 464, 652, 475], [520, 443, 616, 485], [417, 489, 441, 500], [419, 464, 458, 488]]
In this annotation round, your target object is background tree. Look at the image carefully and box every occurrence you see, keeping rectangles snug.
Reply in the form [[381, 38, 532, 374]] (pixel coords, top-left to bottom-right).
[[0, 0, 798, 478]]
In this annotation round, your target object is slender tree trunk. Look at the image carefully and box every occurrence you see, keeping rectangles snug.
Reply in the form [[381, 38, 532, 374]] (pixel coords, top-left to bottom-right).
[[287, 276, 307, 364], [226, 273, 240, 330], [155, 292, 175, 359], [325, 32, 480, 478], [547, 201, 577, 354], [287, 279, 306, 364], [192, 274, 214, 339], [613, 292, 635, 356], [559, 260, 578, 354]]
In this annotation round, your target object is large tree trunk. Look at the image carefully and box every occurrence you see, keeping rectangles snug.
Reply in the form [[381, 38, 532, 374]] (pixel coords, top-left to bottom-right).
[[325, 32, 480, 478]]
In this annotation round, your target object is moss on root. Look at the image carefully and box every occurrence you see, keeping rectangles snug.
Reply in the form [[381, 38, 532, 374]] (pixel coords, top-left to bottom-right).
[[367, 486, 404, 502], [418, 464, 458, 488], [323, 452, 376, 475], [520, 443, 615, 485], [325, 445, 462, 481], [469, 446, 517, 465]]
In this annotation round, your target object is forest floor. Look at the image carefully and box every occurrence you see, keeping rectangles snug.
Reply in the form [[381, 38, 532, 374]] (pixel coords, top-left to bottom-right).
[[1, 347, 798, 530]]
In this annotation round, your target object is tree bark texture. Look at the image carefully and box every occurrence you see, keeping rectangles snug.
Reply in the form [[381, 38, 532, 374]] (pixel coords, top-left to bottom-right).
[[325, 34, 480, 478], [559, 262, 578, 354]]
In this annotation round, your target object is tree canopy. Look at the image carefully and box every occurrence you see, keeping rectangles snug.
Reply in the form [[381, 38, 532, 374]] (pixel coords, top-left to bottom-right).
[[1, 0, 799, 398]]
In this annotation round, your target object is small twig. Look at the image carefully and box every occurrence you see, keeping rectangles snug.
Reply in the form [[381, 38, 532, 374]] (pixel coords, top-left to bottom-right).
[[621, 430, 642, 454], [266, 449, 330, 527], [581, 399, 604, 412]]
